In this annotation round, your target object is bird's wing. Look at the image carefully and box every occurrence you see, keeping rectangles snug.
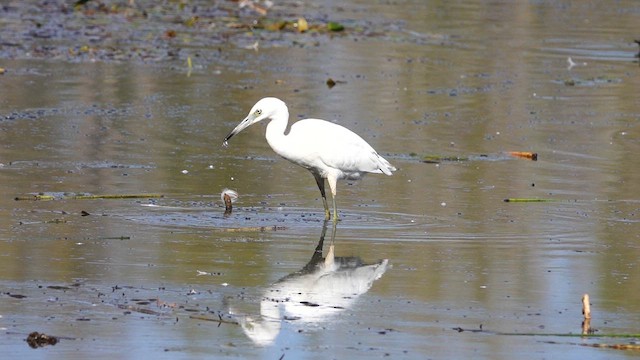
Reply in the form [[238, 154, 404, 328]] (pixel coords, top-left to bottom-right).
[[289, 119, 386, 174]]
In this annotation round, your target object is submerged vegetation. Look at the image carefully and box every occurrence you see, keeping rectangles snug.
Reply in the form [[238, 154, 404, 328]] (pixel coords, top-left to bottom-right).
[[0, 0, 423, 65]]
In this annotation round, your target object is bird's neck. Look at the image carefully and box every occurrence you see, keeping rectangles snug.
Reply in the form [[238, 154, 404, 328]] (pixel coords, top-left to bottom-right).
[[265, 111, 291, 156]]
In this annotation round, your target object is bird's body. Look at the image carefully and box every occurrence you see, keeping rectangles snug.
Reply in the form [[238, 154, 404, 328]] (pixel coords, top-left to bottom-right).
[[267, 118, 394, 179], [223, 97, 396, 221]]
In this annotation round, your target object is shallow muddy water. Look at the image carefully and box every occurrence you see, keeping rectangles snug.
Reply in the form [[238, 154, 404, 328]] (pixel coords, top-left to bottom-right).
[[1, 0, 640, 358]]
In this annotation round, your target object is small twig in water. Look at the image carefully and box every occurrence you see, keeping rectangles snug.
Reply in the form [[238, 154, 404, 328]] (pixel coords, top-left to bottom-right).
[[503, 198, 555, 203], [189, 314, 239, 326]]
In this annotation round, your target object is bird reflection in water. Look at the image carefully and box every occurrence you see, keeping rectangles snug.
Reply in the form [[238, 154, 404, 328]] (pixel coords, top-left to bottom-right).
[[227, 221, 389, 346]]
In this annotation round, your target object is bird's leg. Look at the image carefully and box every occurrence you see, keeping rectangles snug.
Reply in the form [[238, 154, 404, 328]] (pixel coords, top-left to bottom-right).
[[314, 174, 331, 220], [327, 174, 339, 222], [330, 218, 337, 244]]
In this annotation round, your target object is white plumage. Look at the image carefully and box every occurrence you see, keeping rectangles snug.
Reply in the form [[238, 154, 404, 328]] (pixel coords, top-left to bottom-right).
[[223, 97, 396, 220]]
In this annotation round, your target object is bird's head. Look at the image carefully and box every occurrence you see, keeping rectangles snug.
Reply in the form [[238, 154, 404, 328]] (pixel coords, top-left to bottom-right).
[[223, 97, 286, 146]]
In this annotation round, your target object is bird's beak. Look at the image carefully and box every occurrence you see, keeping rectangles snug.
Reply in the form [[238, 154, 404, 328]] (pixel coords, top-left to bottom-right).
[[223, 115, 252, 146]]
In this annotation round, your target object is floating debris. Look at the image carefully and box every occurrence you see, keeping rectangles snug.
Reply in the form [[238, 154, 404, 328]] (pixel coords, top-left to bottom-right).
[[14, 194, 55, 201], [420, 154, 468, 163], [582, 293, 593, 335], [238, 0, 272, 16], [503, 198, 555, 203], [566, 57, 587, 70], [508, 151, 538, 161], [562, 76, 621, 87], [72, 193, 164, 200], [296, 17, 309, 33], [413, 151, 538, 163], [26, 332, 58, 348], [327, 21, 345, 32], [582, 293, 591, 320], [221, 188, 238, 215], [117, 304, 163, 316], [326, 78, 347, 89], [190, 314, 239, 326], [221, 189, 238, 204], [15, 193, 164, 201], [196, 270, 223, 276], [6, 293, 27, 299]]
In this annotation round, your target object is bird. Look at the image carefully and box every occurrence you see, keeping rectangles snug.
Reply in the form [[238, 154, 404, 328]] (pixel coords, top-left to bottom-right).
[[223, 97, 396, 221]]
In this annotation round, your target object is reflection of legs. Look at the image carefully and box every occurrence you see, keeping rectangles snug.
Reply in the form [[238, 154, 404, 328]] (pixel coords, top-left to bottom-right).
[[314, 220, 329, 256], [314, 174, 330, 220], [300, 220, 329, 274], [327, 174, 338, 222], [324, 218, 337, 267]]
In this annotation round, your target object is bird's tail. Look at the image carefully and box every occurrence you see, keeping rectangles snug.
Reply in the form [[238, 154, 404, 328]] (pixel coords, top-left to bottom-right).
[[376, 154, 396, 176]]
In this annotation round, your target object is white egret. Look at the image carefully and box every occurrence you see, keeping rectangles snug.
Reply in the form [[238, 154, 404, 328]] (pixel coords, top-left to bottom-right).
[[223, 97, 396, 221]]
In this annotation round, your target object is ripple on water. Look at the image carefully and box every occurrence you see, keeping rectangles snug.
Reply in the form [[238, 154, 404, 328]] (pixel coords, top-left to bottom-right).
[[127, 200, 426, 231]]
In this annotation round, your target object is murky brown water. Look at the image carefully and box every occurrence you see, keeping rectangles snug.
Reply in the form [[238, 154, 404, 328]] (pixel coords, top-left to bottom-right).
[[2, 0, 640, 358]]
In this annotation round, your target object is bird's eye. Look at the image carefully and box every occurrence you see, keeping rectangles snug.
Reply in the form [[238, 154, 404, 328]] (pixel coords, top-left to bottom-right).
[[255, 109, 262, 115]]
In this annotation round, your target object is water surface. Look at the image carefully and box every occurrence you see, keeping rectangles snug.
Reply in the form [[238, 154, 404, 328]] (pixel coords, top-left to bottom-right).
[[1, 0, 639, 358]]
